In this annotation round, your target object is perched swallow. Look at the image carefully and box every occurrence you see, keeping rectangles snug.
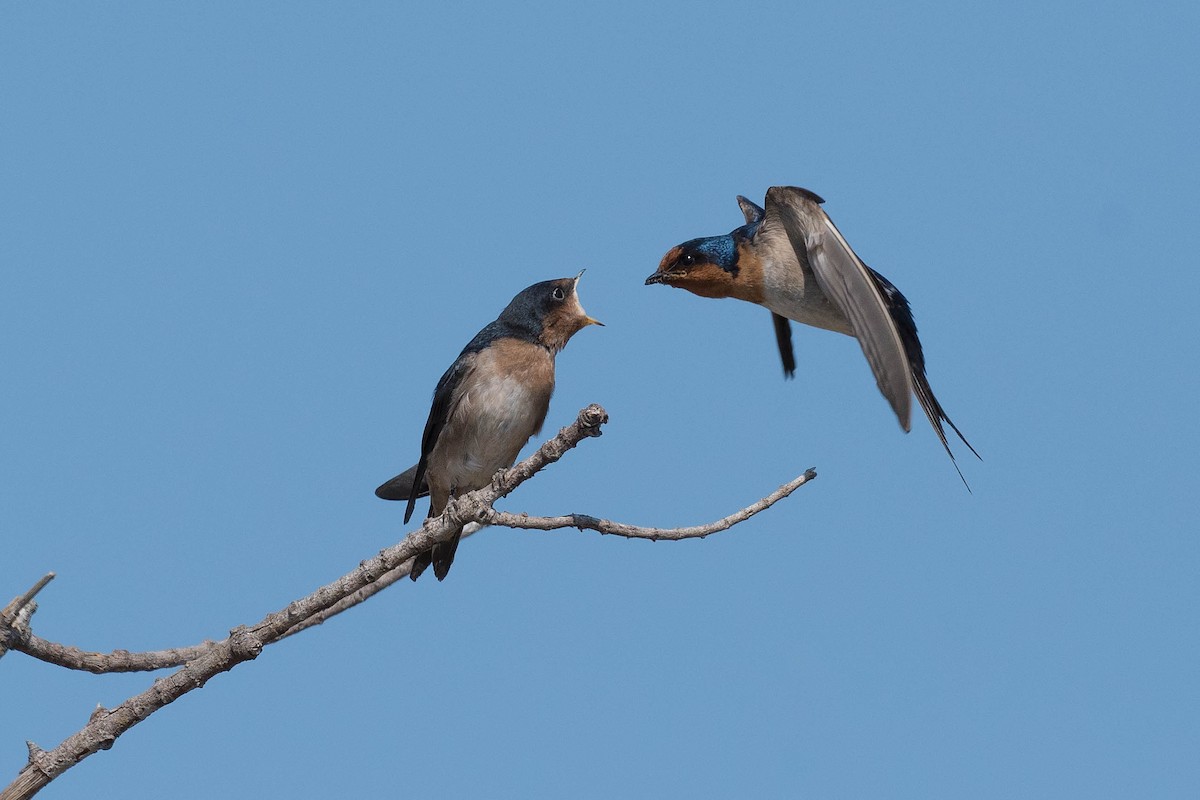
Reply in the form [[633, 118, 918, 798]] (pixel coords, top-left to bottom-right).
[[645, 186, 978, 481], [376, 274, 601, 581]]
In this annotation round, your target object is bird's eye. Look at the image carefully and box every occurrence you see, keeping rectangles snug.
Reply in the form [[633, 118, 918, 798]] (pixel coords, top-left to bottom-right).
[[552, 287, 565, 301], [681, 253, 696, 266]]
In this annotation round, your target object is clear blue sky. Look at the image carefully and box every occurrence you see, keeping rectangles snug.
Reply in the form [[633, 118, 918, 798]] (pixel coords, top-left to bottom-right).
[[2, 3, 1197, 798]]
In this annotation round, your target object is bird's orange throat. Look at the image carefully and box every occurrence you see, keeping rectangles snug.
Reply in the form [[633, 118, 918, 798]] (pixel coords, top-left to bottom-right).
[[662, 263, 765, 303]]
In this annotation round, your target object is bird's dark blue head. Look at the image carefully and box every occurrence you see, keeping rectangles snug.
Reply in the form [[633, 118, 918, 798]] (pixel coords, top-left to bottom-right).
[[647, 232, 738, 281], [684, 235, 739, 271], [648, 193, 770, 288], [645, 218, 766, 301], [475, 274, 602, 354]]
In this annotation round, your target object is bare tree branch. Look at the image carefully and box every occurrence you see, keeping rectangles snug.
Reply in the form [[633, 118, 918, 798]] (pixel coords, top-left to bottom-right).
[[8, 523, 488, 671], [2, 405, 820, 799], [5, 400, 610, 678], [1, 405, 610, 800], [276, 522, 487, 641], [480, 468, 817, 540], [13, 634, 219, 674]]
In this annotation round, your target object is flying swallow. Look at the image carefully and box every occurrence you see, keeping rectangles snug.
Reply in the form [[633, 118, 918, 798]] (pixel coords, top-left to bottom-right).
[[645, 186, 978, 482], [376, 273, 601, 580]]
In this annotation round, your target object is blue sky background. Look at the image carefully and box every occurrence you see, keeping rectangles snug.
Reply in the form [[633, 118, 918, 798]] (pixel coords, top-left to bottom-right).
[[2, 2, 1197, 798]]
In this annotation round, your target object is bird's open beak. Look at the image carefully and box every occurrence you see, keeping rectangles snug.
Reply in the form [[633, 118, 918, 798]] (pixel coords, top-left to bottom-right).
[[644, 271, 668, 285], [573, 269, 604, 326]]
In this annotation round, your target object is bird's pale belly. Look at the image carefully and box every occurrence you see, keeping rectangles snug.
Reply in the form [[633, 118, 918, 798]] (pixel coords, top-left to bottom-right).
[[760, 264, 854, 336], [430, 373, 551, 494]]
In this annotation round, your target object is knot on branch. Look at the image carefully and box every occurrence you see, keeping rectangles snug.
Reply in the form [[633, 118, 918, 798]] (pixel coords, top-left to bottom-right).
[[0, 606, 33, 657], [227, 627, 264, 662], [579, 404, 608, 436], [570, 513, 601, 530], [25, 741, 48, 769], [442, 496, 477, 527]]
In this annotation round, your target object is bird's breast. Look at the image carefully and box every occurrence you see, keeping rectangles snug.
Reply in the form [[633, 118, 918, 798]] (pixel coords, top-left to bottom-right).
[[430, 339, 555, 493], [759, 250, 853, 336], [728, 242, 767, 303]]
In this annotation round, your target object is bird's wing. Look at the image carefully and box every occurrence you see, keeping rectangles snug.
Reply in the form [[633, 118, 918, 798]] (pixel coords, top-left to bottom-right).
[[403, 353, 476, 524], [763, 186, 914, 430], [867, 265, 981, 471], [737, 195, 766, 225]]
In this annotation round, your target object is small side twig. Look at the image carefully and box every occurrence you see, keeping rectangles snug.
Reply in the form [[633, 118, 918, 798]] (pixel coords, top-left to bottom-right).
[[481, 469, 817, 540], [2, 574, 55, 622], [0, 574, 55, 660]]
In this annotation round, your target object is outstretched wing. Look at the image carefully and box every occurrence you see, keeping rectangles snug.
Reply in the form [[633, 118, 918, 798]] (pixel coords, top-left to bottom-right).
[[763, 186, 914, 431]]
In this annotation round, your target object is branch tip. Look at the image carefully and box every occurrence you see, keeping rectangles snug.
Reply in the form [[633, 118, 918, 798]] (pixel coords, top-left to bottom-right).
[[3, 573, 56, 625], [580, 404, 608, 434]]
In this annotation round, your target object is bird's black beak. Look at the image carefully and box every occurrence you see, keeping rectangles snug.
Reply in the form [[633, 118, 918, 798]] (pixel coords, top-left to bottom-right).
[[644, 271, 668, 286]]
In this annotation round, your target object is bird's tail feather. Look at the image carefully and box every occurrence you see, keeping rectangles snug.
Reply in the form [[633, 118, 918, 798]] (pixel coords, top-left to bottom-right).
[[409, 548, 434, 581], [375, 464, 430, 502], [912, 369, 981, 491], [408, 526, 464, 582], [865, 265, 980, 489], [432, 528, 463, 581]]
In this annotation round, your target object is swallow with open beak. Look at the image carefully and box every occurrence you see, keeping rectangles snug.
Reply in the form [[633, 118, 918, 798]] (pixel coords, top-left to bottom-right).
[[376, 273, 602, 580]]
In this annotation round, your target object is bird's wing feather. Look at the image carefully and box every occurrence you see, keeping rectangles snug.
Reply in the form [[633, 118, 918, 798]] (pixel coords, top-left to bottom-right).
[[764, 186, 914, 430], [737, 195, 766, 225], [404, 353, 476, 524]]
